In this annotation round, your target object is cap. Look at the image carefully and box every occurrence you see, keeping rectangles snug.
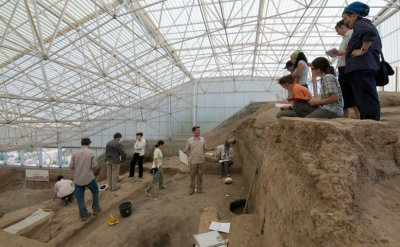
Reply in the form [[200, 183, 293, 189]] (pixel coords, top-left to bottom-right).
[[283, 60, 293, 69]]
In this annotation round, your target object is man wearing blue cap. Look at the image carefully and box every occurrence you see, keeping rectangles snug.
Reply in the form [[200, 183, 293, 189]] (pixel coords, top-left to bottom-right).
[[219, 141, 233, 178]]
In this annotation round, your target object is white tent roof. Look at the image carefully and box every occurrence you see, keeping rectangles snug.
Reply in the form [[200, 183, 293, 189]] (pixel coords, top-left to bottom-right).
[[0, 0, 399, 150]]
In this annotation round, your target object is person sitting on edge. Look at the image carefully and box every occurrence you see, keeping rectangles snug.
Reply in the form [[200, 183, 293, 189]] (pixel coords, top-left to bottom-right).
[[219, 141, 233, 178], [293, 57, 344, 118], [53, 175, 75, 206], [276, 74, 312, 119]]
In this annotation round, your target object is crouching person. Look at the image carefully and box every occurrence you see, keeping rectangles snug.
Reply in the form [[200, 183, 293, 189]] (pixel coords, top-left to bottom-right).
[[53, 175, 75, 206]]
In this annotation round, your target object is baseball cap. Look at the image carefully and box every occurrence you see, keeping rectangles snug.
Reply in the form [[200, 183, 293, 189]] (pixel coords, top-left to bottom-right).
[[283, 60, 293, 69]]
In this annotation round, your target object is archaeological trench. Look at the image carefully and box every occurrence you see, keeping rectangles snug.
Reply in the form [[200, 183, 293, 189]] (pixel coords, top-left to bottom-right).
[[1, 92, 400, 247]]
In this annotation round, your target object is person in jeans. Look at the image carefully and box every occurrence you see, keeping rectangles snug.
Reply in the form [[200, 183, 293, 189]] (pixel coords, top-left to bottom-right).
[[105, 133, 129, 191], [183, 126, 216, 195], [129, 132, 146, 179], [294, 57, 344, 118], [342, 2, 382, 120], [69, 138, 100, 222], [219, 141, 233, 178], [145, 140, 167, 196], [52, 175, 74, 206]]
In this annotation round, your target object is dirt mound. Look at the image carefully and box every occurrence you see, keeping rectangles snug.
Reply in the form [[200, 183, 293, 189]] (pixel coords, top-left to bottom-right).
[[379, 92, 400, 108], [237, 117, 400, 247]]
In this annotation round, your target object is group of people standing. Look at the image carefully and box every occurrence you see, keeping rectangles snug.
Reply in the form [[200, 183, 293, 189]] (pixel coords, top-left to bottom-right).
[[278, 1, 382, 121], [63, 126, 221, 221]]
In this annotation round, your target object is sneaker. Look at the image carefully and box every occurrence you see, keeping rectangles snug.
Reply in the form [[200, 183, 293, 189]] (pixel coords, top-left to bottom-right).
[[81, 212, 91, 222], [159, 186, 167, 189], [227, 174, 230, 177], [93, 208, 101, 216], [197, 190, 203, 194], [219, 175, 222, 178], [131, 179, 136, 183], [189, 190, 195, 195], [138, 176, 143, 179], [145, 189, 151, 196]]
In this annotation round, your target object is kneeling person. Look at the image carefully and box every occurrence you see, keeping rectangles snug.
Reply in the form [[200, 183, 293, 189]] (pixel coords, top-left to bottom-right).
[[53, 175, 75, 206]]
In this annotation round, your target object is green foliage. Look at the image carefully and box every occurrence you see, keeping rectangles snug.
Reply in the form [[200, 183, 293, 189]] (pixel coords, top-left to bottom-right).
[[24, 147, 36, 153], [0, 153, 4, 161]]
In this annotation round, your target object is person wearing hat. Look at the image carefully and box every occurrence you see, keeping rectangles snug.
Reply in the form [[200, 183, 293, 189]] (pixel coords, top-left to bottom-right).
[[219, 141, 233, 178], [69, 138, 101, 222], [342, 1, 382, 120], [284, 60, 294, 73], [291, 51, 309, 88]]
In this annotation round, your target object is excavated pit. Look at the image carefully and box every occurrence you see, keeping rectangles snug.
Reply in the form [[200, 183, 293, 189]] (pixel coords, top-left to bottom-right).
[[230, 199, 246, 215]]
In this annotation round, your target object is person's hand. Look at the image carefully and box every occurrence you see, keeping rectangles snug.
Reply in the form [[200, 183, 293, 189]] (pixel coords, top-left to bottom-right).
[[351, 49, 366, 57], [332, 50, 339, 56], [308, 99, 318, 106], [212, 147, 216, 151]]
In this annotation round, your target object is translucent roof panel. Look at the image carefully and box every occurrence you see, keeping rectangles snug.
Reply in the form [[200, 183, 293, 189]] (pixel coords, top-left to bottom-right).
[[0, 0, 398, 150]]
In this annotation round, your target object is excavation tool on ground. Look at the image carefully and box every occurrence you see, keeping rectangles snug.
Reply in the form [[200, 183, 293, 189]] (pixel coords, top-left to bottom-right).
[[108, 214, 119, 226], [243, 167, 258, 214]]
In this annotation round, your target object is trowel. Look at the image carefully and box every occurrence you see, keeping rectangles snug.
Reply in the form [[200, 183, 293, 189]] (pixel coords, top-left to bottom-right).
[[108, 214, 120, 226]]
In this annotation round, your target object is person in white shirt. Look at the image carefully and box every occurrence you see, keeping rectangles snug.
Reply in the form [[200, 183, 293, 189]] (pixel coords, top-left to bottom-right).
[[53, 175, 75, 206], [145, 140, 167, 196], [219, 141, 233, 178], [129, 132, 146, 178]]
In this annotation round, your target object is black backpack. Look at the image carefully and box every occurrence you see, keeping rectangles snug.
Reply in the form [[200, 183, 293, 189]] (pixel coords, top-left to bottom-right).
[[376, 53, 394, 87]]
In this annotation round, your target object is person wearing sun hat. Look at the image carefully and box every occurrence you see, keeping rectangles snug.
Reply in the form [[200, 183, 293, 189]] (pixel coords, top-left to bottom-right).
[[290, 50, 309, 88], [342, 1, 382, 121]]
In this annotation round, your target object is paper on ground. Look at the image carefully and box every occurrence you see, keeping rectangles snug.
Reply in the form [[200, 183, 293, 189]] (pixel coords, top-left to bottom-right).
[[193, 230, 227, 247], [276, 103, 291, 108], [209, 221, 231, 233], [179, 149, 189, 166], [3, 209, 51, 234], [325, 48, 338, 58]]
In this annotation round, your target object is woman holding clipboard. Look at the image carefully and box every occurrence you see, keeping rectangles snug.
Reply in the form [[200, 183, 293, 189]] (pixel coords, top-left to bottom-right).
[[276, 74, 312, 119]]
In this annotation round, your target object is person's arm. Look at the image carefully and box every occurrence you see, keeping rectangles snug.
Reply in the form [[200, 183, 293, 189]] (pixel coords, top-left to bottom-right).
[[69, 153, 75, 170], [153, 158, 158, 168], [336, 49, 346, 56], [308, 93, 339, 106], [293, 63, 304, 78], [136, 140, 146, 150], [118, 143, 129, 159], [91, 151, 98, 172], [153, 150, 159, 168], [53, 192, 57, 201], [351, 41, 373, 57], [204, 146, 216, 151], [229, 148, 233, 160], [183, 140, 189, 153]]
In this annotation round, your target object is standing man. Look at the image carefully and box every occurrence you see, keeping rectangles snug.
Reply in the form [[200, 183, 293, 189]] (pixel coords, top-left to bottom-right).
[[129, 132, 146, 179], [183, 126, 216, 195], [333, 20, 360, 119], [69, 138, 100, 222], [52, 175, 75, 206], [105, 133, 128, 191]]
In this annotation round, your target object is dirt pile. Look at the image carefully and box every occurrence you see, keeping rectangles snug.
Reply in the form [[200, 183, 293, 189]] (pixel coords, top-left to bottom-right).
[[237, 117, 400, 246]]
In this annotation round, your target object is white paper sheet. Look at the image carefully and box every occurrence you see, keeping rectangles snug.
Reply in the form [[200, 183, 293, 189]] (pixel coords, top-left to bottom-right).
[[179, 149, 189, 166], [218, 160, 230, 163], [3, 209, 51, 234], [325, 48, 338, 58], [209, 221, 231, 233], [276, 103, 291, 108], [193, 231, 227, 247]]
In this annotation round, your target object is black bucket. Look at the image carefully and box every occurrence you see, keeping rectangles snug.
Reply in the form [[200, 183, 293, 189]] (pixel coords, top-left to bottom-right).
[[119, 201, 132, 218]]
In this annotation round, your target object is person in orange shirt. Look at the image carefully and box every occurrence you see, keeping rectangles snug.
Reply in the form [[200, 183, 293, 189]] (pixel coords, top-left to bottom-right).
[[276, 74, 312, 119]]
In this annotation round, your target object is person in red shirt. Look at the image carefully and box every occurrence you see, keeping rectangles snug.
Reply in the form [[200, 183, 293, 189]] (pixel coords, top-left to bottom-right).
[[276, 75, 312, 119]]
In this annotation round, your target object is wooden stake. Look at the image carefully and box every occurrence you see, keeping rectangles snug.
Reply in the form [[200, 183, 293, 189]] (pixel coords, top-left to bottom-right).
[[33, 180, 36, 189], [40, 181, 43, 189], [26, 180, 28, 188], [48, 180, 50, 188]]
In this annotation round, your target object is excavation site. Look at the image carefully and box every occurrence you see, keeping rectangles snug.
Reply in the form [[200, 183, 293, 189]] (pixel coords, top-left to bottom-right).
[[1, 92, 400, 247]]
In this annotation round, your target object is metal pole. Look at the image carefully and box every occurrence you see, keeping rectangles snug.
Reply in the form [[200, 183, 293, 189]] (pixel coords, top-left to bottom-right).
[[21, 150, 25, 166], [168, 95, 171, 140], [39, 147, 43, 167], [396, 66, 398, 92]]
